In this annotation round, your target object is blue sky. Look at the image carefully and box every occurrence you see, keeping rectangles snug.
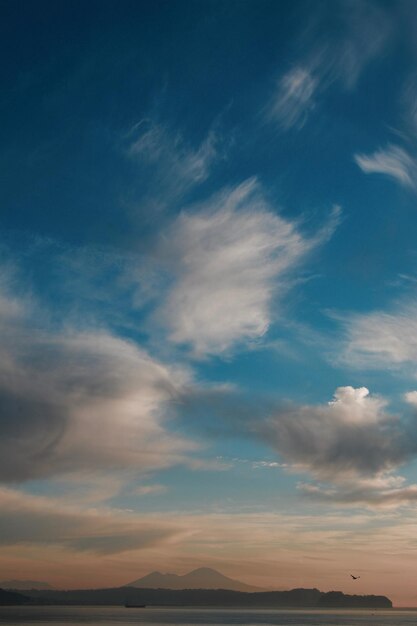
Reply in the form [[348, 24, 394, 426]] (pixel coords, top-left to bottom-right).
[[3, 0, 417, 606]]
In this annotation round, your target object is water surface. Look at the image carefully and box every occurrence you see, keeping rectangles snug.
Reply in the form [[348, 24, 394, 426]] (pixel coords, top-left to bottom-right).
[[0, 607, 416, 626]]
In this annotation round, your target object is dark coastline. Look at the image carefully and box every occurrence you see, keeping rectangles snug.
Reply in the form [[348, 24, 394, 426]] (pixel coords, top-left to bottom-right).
[[6, 587, 392, 609]]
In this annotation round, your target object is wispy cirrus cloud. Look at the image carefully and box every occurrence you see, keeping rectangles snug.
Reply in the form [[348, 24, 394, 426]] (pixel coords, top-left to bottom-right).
[[329, 0, 392, 89], [354, 144, 417, 189], [338, 301, 417, 370], [270, 67, 318, 130], [270, 0, 391, 130], [0, 183, 339, 363], [155, 178, 339, 357], [125, 120, 219, 209]]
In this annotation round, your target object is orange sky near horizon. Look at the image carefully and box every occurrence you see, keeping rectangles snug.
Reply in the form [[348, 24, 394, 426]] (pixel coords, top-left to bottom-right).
[[1, 498, 417, 607]]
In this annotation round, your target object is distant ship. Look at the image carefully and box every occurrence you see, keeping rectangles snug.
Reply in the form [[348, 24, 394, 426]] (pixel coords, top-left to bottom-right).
[[124, 602, 146, 608]]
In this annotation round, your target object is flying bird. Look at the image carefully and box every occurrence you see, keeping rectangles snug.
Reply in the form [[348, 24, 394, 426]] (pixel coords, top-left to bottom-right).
[[350, 574, 360, 580]]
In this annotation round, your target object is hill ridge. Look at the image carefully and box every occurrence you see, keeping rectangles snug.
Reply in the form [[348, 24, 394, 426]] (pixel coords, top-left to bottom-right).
[[24, 586, 393, 608]]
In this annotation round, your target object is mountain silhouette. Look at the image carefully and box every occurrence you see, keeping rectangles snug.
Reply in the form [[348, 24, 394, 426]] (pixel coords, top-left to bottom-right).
[[0, 580, 53, 591], [127, 567, 263, 592]]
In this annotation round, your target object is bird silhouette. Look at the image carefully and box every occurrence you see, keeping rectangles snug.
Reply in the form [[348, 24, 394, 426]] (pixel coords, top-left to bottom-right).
[[350, 574, 360, 580]]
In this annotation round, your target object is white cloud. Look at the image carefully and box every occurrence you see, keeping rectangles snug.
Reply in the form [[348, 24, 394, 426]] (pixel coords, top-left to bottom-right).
[[252, 460, 287, 469], [405, 391, 417, 406], [157, 179, 333, 356], [133, 484, 168, 496], [339, 302, 417, 369], [327, 385, 381, 422], [354, 144, 417, 189]]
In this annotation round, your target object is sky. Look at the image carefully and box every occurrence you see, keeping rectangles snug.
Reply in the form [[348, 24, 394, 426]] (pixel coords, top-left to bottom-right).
[[2, 0, 417, 607]]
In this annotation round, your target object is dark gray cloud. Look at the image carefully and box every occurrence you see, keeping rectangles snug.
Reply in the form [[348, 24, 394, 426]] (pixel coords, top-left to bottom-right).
[[0, 288, 196, 482], [183, 385, 411, 480], [250, 385, 417, 507], [257, 386, 407, 480], [0, 488, 179, 554], [182, 384, 417, 507]]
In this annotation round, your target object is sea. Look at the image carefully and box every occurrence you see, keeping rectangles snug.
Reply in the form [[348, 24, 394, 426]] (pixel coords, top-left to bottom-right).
[[0, 607, 416, 626]]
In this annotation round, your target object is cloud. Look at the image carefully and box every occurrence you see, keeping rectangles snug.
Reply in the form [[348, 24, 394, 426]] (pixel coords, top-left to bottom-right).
[[0, 285, 198, 482], [246, 385, 417, 508], [0, 495, 376, 557], [4, 502, 417, 605], [339, 301, 417, 370], [330, 0, 391, 89], [0, 487, 181, 555], [354, 144, 417, 189], [133, 484, 168, 496], [156, 179, 336, 356], [126, 120, 218, 208], [270, 67, 318, 130], [402, 72, 417, 138], [0, 493, 403, 587], [257, 386, 405, 483], [299, 480, 417, 508], [270, 1, 391, 130], [251, 460, 287, 469], [179, 381, 417, 508], [405, 391, 417, 406]]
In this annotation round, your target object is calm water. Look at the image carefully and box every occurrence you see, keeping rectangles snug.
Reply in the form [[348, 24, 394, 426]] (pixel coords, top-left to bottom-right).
[[0, 607, 416, 626]]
